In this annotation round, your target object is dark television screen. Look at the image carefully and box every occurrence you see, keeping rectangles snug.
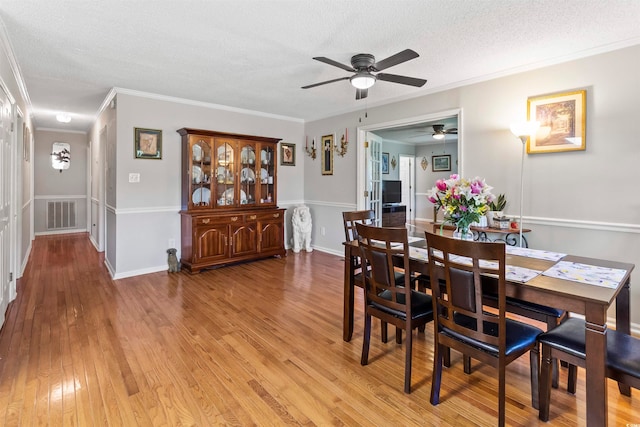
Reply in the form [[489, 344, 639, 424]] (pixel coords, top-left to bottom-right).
[[382, 180, 402, 204]]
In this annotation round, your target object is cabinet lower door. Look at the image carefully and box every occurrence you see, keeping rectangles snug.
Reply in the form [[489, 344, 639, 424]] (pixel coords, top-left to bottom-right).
[[259, 220, 284, 252], [230, 223, 258, 257], [194, 225, 229, 263]]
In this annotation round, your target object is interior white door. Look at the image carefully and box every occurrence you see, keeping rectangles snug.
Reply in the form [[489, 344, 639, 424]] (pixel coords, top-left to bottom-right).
[[0, 85, 12, 325], [366, 133, 382, 225], [399, 155, 415, 222]]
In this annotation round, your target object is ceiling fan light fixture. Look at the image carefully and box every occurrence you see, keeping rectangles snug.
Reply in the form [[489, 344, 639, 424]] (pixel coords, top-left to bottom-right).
[[432, 132, 445, 140], [350, 73, 376, 89]]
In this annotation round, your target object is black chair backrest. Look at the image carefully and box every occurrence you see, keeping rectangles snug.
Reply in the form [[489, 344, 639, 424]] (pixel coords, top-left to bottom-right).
[[356, 223, 412, 316], [342, 210, 375, 242], [425, 232, 506, 350]]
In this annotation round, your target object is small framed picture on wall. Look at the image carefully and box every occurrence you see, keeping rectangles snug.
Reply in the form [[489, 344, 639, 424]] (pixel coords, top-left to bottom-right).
[[381, 152, 389, 174], [280, 143, 295, 166], [134, 127, 162, 159], [321, 134, 333, 175], [432, 155, 451, 172]]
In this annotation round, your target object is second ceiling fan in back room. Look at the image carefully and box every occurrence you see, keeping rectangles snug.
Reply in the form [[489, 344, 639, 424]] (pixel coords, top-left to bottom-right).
[[431, 124, 457, 140], [301, 49, 427, 100]]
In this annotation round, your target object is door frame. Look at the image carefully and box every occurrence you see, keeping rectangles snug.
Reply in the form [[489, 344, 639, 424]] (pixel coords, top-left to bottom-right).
[[356, 108, 463, 210], [398, 154, 415, 223]]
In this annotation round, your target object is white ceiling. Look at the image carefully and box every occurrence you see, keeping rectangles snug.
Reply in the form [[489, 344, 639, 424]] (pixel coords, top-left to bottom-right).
[[371, 116, 458, 145], [1, 1, 640, 133]]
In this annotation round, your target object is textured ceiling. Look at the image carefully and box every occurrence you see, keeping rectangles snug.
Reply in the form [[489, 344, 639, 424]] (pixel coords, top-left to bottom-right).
[[1, 1, 640, 132]]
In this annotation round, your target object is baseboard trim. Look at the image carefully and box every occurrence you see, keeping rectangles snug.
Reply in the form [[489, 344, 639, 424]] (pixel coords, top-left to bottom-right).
[[35, 228, 87, 236]]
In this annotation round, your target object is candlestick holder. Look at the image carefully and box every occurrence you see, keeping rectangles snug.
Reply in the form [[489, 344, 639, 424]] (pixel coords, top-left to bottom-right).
[[305, 138, 317, 159], [335, 133, 348, 157]]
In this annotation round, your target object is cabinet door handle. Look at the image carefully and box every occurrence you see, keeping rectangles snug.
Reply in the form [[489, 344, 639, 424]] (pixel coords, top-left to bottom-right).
[[273, 213, 280, 218], [202, 218, 210, 224], [248, 215, 257, 220], [231, 216, 238, 222]]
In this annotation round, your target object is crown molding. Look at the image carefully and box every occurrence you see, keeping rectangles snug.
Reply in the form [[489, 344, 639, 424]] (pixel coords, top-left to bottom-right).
[[35, 127, 87, 135], [111, 87, 305, 123], [0, 16, 30, 107]]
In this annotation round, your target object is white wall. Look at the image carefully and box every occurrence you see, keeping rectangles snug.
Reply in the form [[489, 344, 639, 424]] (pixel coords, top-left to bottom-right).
[[109, 91, 304, 278], [415, 141, 458, 221], [380, 140, 415, 181], [305, 44, 640, 328]]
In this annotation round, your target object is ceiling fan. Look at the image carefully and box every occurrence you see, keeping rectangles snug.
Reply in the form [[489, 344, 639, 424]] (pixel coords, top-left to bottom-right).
[[301, 49, 427, 100], [408, 124, 458, 140], [431, 124, 458, 140]]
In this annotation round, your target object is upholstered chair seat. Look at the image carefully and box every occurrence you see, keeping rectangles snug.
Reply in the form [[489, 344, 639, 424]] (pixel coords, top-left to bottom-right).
[[538, 317, 640, 421]]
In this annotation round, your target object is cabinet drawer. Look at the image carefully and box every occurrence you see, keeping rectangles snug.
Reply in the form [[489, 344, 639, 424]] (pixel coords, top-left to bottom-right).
[[243, 213, 259, 222], [254, 211, 283, 222], [194, 215, 243, 226]]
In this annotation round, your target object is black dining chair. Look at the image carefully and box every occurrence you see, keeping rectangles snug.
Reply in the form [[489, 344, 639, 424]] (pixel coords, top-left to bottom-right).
[[431, 225, 567, 383], [537, 317, 640, 421], [356, 223, 434, 393], [343, 210, 406, 343], [425, 233, 542, 427]]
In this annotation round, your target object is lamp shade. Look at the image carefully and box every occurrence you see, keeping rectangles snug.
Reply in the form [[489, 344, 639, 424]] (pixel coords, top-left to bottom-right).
[[510, 121, 540, 138], [350, 73, 376, 89]]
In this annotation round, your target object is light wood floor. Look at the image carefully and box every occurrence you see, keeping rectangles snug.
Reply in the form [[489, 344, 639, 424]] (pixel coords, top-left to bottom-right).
[[0, 233, 638, 426]]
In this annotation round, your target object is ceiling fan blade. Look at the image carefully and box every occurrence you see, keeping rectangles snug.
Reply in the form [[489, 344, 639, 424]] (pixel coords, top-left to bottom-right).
[[372, 49, 419, 71], [312, 56, 355, 72], [447, 128, 458, 134], [376, 73, 427, 87], [355, 88, 368, 100], [301, 76, 350, 89]]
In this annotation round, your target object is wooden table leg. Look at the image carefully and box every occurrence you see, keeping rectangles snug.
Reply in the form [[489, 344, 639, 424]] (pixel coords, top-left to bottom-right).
[[343, 245, 355, 342], [615, 280, 632, 396], [584, 303, 608, 427]]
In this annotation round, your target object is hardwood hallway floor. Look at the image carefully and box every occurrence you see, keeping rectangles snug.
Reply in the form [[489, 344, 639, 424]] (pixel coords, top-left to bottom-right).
[[0, 233, 637, 426]]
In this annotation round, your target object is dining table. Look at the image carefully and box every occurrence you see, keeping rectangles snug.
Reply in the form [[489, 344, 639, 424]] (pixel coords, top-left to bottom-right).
[[342, 232, 635, 427]]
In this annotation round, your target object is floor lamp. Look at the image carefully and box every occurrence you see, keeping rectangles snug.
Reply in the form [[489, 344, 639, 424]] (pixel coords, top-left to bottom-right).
[[509, 121, 540, 247]]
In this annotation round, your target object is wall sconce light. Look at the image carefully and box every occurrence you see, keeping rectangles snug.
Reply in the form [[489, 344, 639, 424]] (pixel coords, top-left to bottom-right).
[[390, 155, 397, 170], [335, 128, 348, 157], [421, 156, 428, 170], [304, 136, 316, 160]]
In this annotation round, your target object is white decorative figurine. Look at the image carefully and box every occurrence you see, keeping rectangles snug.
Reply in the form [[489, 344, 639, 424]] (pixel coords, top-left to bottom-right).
[[291, 205, 313, 253]]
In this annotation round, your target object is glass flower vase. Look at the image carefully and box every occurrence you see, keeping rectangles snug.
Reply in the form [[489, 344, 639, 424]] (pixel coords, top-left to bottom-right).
[[453, 225, 474, 241]]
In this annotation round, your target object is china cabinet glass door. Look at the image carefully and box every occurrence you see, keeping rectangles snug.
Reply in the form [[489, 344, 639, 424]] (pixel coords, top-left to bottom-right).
[[190, 137, 213, 208], [259, 145, 275, 204], [214, 139, 236, 207], [240, 144, 257, 206]]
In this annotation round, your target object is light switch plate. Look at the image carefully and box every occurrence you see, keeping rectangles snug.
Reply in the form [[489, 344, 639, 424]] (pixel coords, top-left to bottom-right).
[[129, 173, 140, 183]]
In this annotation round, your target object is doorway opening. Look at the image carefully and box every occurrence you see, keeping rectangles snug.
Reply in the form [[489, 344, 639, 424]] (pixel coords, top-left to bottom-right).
[[356, 109, 462, 225]]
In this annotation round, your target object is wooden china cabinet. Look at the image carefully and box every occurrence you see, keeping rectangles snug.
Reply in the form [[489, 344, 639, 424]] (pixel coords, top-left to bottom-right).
[[178, 128, 286, 273]]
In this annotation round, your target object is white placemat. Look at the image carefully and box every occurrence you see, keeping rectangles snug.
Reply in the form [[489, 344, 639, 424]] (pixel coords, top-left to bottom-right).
[[542, 261, 627, 288], [506, 246, 566, 262]]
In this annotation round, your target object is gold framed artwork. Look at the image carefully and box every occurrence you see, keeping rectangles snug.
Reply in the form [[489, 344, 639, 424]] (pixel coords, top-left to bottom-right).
[[134, 127, 162, 159], [527, 90, 586, 154], [280, 143, 295, 166], [321, 134, 333, 175]]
